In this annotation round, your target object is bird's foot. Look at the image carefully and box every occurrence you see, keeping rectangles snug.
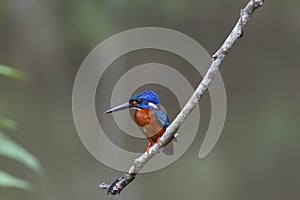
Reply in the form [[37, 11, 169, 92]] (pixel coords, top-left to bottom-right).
[[146, 142, 153, 157], [146, 148, 150, 157], [156, 136, 162, 146]]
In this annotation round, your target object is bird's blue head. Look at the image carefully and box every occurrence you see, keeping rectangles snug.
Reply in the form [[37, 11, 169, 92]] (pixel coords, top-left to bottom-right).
[[105, 90, 160, 114], [129, 90, 160, 110]]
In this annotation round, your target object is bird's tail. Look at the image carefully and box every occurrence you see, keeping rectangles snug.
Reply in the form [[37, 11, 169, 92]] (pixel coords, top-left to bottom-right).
[[162, 141, 174, 155]]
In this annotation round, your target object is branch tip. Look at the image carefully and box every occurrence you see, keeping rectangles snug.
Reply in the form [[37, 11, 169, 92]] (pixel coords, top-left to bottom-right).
[[253, 0, 264, 8]]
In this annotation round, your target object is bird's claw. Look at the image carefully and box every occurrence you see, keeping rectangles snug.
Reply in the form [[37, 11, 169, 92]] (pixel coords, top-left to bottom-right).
[[156, 137, 162, 146]]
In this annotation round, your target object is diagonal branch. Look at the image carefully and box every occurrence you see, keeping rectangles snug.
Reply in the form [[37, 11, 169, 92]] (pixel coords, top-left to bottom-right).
[[99, 0, 264, 195]]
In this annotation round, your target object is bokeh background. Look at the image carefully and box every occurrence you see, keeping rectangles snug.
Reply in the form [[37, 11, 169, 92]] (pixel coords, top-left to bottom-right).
[[1, 0, 300, 199]]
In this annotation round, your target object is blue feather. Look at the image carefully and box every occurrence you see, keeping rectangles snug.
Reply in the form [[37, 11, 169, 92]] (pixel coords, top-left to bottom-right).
[[154, 109, 170, 128], [129, 90, 160, 110]]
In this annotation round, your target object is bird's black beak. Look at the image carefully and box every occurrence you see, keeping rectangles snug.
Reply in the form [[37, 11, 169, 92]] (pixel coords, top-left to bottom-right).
[[104, 102, 131, 114]]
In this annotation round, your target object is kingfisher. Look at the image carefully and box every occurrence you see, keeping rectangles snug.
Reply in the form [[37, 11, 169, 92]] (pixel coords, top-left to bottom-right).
[[105, 90, 174, 156]]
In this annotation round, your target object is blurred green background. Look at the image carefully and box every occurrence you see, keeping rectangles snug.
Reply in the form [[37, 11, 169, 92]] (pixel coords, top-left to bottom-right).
[[1, 0, 300, 199]]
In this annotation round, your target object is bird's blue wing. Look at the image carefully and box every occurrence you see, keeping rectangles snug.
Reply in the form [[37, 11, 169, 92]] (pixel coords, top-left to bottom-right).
[[154, 109, 170, 128], [154, 109, 174, 155]]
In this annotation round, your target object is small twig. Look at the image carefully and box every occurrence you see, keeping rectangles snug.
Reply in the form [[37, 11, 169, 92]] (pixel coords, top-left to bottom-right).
[[99, 0, 264, 195]]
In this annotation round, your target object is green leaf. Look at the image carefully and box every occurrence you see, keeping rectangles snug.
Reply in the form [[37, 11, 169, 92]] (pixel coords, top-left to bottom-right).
[[0, 64, 28, 80], [0, 171, 32, 191], [0, 118, 18, 130], [0, 132, 42, 175]]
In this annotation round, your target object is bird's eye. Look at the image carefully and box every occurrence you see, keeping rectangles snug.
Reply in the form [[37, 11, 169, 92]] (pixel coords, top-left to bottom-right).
[[130, 99, 142, 105], [137, 99, 142, 104]]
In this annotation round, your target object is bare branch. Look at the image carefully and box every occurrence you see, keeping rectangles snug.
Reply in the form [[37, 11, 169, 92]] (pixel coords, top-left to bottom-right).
[[99, 0, 264, 195]]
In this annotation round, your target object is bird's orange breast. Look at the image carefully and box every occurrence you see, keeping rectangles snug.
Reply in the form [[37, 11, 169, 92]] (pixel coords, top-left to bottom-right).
[[134, 109, 165, 143]]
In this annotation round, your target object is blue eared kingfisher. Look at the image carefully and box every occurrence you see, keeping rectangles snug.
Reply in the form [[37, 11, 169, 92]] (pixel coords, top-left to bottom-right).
[[105, 90, 174, 156]]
